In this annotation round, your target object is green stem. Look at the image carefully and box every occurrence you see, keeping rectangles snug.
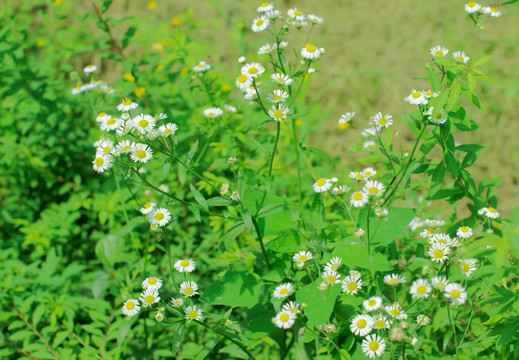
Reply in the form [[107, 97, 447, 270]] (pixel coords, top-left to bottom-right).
[[251, 216, 271, 269], [257, 122, 281, 213], [280, 332, 295, 360], [198, 322, 256, 360], [291, 119, 302, 204], [446, 304, 459, 358]]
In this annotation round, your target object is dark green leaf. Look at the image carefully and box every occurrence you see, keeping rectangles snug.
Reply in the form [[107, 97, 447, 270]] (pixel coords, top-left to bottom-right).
[[189, 183, 208, 211], [171, 323, 185, 355], [122, 26, 137, 49]]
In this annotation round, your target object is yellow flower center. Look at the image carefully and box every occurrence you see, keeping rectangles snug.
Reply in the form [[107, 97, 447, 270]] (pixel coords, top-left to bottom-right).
[[248, 67, 258, 74], [369, 341, 379, 351], [294, 10, 301, 16], [148, 277, 157, 285], [273, 110, 284, 119], [451, 289, 460, 298], [462, 263, 469, 272], [389, 278, 398, 285], [326, 275, 336, 283], [353, 192, 363, 201], [98, 112, 105, 117], [417, 285, 426, 294], [261, 2, 269, 7], [155, 212, 165, 221], [136, 149, 147, 159], [491, 6, 498, 12], [435, 113, 442, 119], [460, 226, 469, 233], [107, 118, 116, 125], [347, 282, 357, 291], [487, 207, 496, 213], [95, 157, 104, 166], [304, 43, 316, 53], [273, 95, 282, 102], [368, 299, 377, 306], [280, 313, 289, 322], [338, 123, 350, 130], [144, 202, 153, 209], [299, 255, 307, 261], [103, 146, 110, 153], [188, 310, 198, 319], [123, 145, 131, 152], [378, 117, 387, 125], [238, 74, 248, 83], [316, 178, 327, 186], [391, 308, 400, 316], [164, 129, 173, 134], [256, 19, 264, 26], [426, 90, 434, 96], [280, 288, 288, 295], [123, 99, 132, 106], [435, 50, 444, 56], [375, 320, 385, 328], [412, 91, 421, 98], [139, 119, 149, 128], [357, 319, 367, 328], [184, 287, 194, 295], [145, 295, 155, 303], [208, 112, 215, 117], [126, 302, 135, 310], [181, 260, 190, 267], [368, 187, 379, 194], [433, 249, 444, 258], [468, 1, 476, 7]]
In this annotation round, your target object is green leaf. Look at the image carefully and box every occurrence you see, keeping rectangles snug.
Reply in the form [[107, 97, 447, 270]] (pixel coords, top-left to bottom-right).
[[447, 82, 462, 111], [502, 0, 519, 5], [241, 208, 253, 231], [256, 203, 289, 218], [190, 204, 201, 223], [220, 222, 246, 250], [458, 144, 485, 169], [427, 65, 441, 91], [241, 189, 292, 236], [122, 26, 137, 49], [444, 152, 459, 177], [186, 140, 199, 165], [206, 197, 232, 207], [101, 0, 114, 13], [467, 73, 476, 94], [432, 162, 446, 184], [189, 183, 208, 211], [200, 264, 262, 308], [246, 135, 270, 156], [32, 304, 46, 327], [171, 323, 185, 355], [430, 89, 449, 120], [265, 230, 303, 253], [370, 207, 415, 248], [295, 279, 341, 326], [95, 234, 124, 268], [194, 337, 222, 360], [474, 54, 493, 67], [335, 242, 393, 271], [302, 146, 335, 165], [310, 193, 325, 232]]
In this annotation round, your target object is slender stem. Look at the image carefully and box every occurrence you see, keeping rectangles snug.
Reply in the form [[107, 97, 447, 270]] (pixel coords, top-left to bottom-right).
[[461, 23, 477, 52], [198, 322, 256, 360], [280, 332, 295, 360], [446, 304, 459, 358], [291, 118, 302, 204], [257, 122, 281, 213], [251, 216, 271, 269], [402, 342, 406, 360]]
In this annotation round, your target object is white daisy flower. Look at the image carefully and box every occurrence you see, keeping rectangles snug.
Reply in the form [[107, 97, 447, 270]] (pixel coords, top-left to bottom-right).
[[117, 98, 138, 112], [174, 259, 196, 273], [238, 56, 246, 63], [130, 143, 153, 163], [456, 226, 473, 238], [430, 45, 449, 57], [363, 181, 385, 197], [193, 61, 211, 72], [373, 314, 391, 330], [203, 107, 224, 119], [154, 113, 168, 120], [385, 303, 407, 320], [185, 305, 203, 322], [268, 104, 289, 122], [405, 89, 428, 105], [241, 62, 265, 78], [324, 257, 342, 272], [423, 89, 440, 98], [429, 233, 454, 246], [338, 112, 355, 129], [132, 113, 156, 133], [444, 283, 468, 305], [350, 314, 374, 336], [482, 6, 501, 17], [331, 185, 350, 195], [481, 206, 500, 219], [155, 312, 164, 322], [362, 167, 376, 179], [95, 112, 110, 123], [171, 298, 183, 307], [362, 334, 386, 359], [251, 16, 270, 32], [363, 297, 383, 312], [425, 219, 445, 228], [313, 178, 332, 193], [142, 277, 163, 291], [409, 279, 432, 299], [83, 64, 97, 73], [258, 43, 274, 55], [417, 314, 431, 326], [465, 1, 481, 13], [96, 138, 115, 154], [371, 112, 393, 129], [179, 281, 199, 297], [307, 14, 324, 25], [282, 301, 300, 314], [301, 43, 322, 60], [267, 89, 289, 103], [244, 88, 259, 100], [349, 270, 362, 280], [273, 283, 294, 299], [158, 123, 178, 137], [459, 258, 477, 277], [453, 51, 470, 64], [116, 140, 133, 154], [287, 8, 305, 21], [426, 107, 448, 125], [274, 310, 296, 329], [92, 153, 113, 173], [349, 171, 365, 180], [271, 73, 293, 86], [139, 290, 160, 307], [236, 73, 253, 90], [122, 299, 140, 317], [267, 9, 282, 19], [350, 191, 369, 208], [322, 270, 341, 285], [224, 104, 237, 113], [99, 116, 123, 131], [71, 85, 86, 95], [428, 242, 450, 262], [342, 275, 363, 294], [257, 2, 274, 12], [293, 251, 312, 267], [383, 274, 406, 286], [430, 276, 450, 291], [149, 207, 171, 227]]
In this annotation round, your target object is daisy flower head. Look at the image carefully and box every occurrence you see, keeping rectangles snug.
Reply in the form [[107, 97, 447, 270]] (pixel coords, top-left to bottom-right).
[[481, 206, 500, 219], [96, 138, 115, 154], [267, 89, 289, 103], [307, 14, 324, 25], [83, 64, 97, 73], [282, 301, 300, 314], [444, 283, 468, 305], [430, 45, 449, 58], [185, 305, 203, 322], [372, 112, 393, 129], [385, 303, 407, 320], [71, 85, 86, 95], [456, 226, 473, 238], [313, 178, 332, 193], [117, 98, 138, 112], [140, 290, 160, 307], [122, 299, 140, 317], [171, 297, 184, 307], [241, 62, 265, 78], [322, 270, 341, 285], [251, 16, 270, 32], [99, 116, 123, 132], [363, 181, 385, 197], [465, 1, 481, 13], [96, 112, 110, 123], [428, 242, 450, 262], [338, 112, 355, 129], [271, 73, 293, 85], [423, 89, 439, 98], [331, 185, 350, 195], [287, 8, 305, 21], [375, 207, 389, 218], [483, 6, 501, 17], [273, 283, 294, 299], [383, 274, 406, 286], [324, 257, 342, 272], [301, 43, 322, 60], [130, 143, 153, 163], [293, 251, 312, 268], [342, 275, 363, 294], [174, 259, 196, 273], [149, 207, 171, 227], [427, 107, 448, 125], [235, 73, 253, 90], [425, 219, 445, 228], [349, 270, 362, 280], [258, 43, 274, 55], [274, 310, 297, 329], [350, 191, 369, 208], [92, 153, 113, 173], [417, 314, 431, 326], [428, 233, 452, 246], [158, 123, 178, 137], [155, 312, 164, 322], [268, 104, 289, 122], [224, 104, 237, 113], [409, 279, 432, 299], [349, 171, 365, 181], [453, 51, 470, 64], [116, 140, 133, 154], [430, 276, 450, 291], [363, 297, 383, 312], [350, 314, 374, 336], [257, 2, 274, 12], [193, 61, 211, 72], [238, 56, 246, 63], [459, 258, 477, 277], [203, 107, 224, 119], [362, 334, 386, 359], [142, 277, 163, 291], [267, 9, 282, 19], [179, 281, 199, 297], [373, 314, 391, 330], [405, 89, 428, 105], [362, 167, 377, 179], [132, 113, 155, 133]]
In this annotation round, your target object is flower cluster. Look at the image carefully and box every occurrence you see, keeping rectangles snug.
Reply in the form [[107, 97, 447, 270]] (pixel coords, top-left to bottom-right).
[[464, 2, 501, 17]]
